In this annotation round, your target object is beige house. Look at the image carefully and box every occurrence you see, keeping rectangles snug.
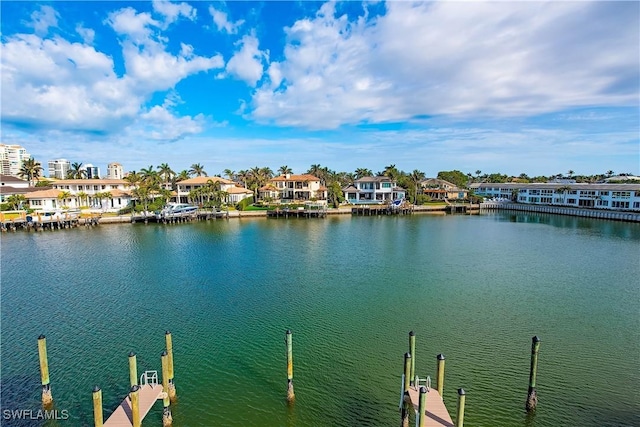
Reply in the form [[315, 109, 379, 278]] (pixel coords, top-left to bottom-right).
[[176, 176, 253, 204], [420, 178, 468, 200], [260, 174, 326, 203]]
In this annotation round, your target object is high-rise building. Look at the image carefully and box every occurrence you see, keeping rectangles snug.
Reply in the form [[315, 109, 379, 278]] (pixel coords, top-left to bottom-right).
[[0, 144, 31, 177], [48, 159, 70, 179], [83, 164, 100, 179], [107, 162, 124, 180]]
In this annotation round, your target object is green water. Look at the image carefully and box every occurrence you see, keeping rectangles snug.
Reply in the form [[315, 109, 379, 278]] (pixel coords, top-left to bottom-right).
[[1, 213, 639, 426]]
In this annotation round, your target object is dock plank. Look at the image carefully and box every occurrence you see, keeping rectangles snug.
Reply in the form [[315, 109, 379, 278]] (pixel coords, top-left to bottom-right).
[[407, 387, 454, 427], [104, 384, 164, 427]]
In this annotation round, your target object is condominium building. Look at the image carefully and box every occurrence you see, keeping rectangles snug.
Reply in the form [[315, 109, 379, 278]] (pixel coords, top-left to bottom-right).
[[48, 159, 70, 179], [470, 183, 640, 211], [83, 164, 100, 179], [107, 162, 124, 180], [0, 144, 30, 176]]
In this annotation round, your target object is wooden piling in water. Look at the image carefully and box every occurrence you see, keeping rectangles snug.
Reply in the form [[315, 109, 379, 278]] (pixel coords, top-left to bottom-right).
[[285, 329, 294, 402], [456, 388, 466, 427], [92, 386, 103, 427], [436, 353, 445, 397], [165, 331, 176, 400], [130, 385, 140, 427], [161, 351, 173, 426], [128, 352, 137, 388], [409, 331, 416, 386], [417, 386, 427, 427], [400, 352, 411, 427], [526, 336, 541, 411], [37, 334, 53, 406]]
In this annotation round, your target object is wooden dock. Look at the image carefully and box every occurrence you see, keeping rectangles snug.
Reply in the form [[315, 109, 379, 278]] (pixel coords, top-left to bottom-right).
[[267, 208, 326, 218], [104, 383, 164, 427], [407, 386, 454, 427], [351, 204, 414, 216]]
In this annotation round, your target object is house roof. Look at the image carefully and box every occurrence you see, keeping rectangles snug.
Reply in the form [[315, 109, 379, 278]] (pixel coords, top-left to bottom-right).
[[0, 186, 46, 196], [227, 186, 253, 194], [355, 176, 393, 183], [318, 185, 327, 191], [342, 185, 359, 192], [270, 174, 319, 182], [109, 189, 131, 197], [178, 176, 234, 185], [259, 184, 279, 191], [1, 175, 27, 184], [25, 189, 63, 199], [393, 187, 406, 191]]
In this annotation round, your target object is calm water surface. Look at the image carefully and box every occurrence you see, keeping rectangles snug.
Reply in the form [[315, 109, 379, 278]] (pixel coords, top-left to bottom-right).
[[1, 213, 639, 426]]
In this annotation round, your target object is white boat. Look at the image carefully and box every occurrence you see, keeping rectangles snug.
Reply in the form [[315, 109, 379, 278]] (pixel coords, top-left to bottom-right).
[[156, 203, 198, 219]]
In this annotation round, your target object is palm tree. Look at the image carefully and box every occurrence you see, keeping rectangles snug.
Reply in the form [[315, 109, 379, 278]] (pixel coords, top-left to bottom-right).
[[140, 166, 160, 186], [189, 163, 207, 177], [17, 158, 42, 186], [383, 164, 401, 182], [555, 186, 572, 205], [409, 169, 426, 204], [475, 170, 482, 180], [5, 194, 26, 210], [567, 170, 575, 178], [223, 169, 236, 181], [354, 168, 373, 180], [606, 170, 614, 177], [157, 163, 175, 187], [57, 190, 73, 208], [278, 165, 292, 176], [77, 191, 88, 207], [67, 162, 86, 179], [124, 171, 141, 186], [175, 170, 190, 182]]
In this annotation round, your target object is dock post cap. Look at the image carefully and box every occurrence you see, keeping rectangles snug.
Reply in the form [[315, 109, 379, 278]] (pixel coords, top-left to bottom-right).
[[286, 329, 292, 334], [458, 388, 466, 395], [532, 335, 541, 342], [165, 330, 171, 335], [93, 385, 101, 393], [437, 353, 445, 360], [38, 334, 46, 340], [161, 350, 168, 357], [419, 386, 427, 394], [130, 385, 140, 393], [409, 331, 415, 336], [404, 352, 411, 358], [129, 351, 136, 357]]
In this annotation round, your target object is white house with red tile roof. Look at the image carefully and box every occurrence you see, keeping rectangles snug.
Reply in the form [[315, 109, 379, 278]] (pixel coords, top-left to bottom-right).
[[176, 176, 252, 204]]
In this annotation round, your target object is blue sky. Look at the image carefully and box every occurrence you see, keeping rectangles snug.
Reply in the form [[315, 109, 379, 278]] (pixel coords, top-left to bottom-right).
[[1, 1, 638, 178]]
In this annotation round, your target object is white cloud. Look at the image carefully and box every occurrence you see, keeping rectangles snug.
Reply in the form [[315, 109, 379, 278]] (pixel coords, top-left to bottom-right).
[[250, 1, 639, 129], [27, 5, 59, 36], [132, 105, 205, 141], [225, 34, 265, 87], [208, 6, 244, 34], [106, 7, 159, 44], [152, 0, 196, 28], [75, 24, 95, 45]]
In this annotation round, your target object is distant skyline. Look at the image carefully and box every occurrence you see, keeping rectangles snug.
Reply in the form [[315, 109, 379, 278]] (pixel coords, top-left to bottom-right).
[[1, 1, 638, 177]]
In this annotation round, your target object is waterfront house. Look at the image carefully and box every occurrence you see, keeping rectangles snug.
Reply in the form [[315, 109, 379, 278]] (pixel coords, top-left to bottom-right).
[[0, 175, 35, 203], [419, 178, 468, 200], [176, 176, 252, 204], [470, 183, 640, 212], [48, 179, 133, 211], [344, 176, 406, 204], [261, 174, 327, 203]]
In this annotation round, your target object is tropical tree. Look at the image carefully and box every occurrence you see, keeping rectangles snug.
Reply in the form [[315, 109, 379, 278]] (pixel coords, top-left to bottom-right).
[[140, 166, 160, 186], [475, 170, 482, 180], [383, 164, 401, 182], [189, 163, 207, 177], [124, 171, 141, 186], [175, 170, 190, 182], [5, 194, 26, 210], [67, 162, 86, 179], [354, 168, 373, 180], [409, 169, 426, 203], [77, 191, 88, 207], [606, 170, 614, 177], [567, 170, 575, 178], [555, 186, 572, 205], [57, 190, 73, 208], [157, 163, 175, 187], [17, 158, 42, 186], [278, 165, 293, 176], [223, 169, 236, 181]]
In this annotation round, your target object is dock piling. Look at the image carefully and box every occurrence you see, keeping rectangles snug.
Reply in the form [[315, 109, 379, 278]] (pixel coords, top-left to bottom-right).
[[37, 334, 53, 406], [526, 336, 541, 411], [285, 329, 294, 402], [130, 385, 140, 427], [165, 331, 176, 400], [436, 354, 445, 396], [456, 388, 466, 427], [92, 386, 103, 427], [161, 351, 173, 426], [409, 331, 416, 386], [128, 352, 137, 388], [400, 352, 412, 427], [417, 386, 427, 427]]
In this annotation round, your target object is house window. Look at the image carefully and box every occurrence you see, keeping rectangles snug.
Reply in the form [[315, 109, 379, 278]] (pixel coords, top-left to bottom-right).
[[111, 185, 118, 189], [94, 186, 99, 190], [599, 191, 609, 196], [597, 200, 609, 206], [32, 200, 42, 206], [566, 198, 576, 204], [382, 183, 392, 188], [634, 202, 639, 209], [612, 201, 630, 209]]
